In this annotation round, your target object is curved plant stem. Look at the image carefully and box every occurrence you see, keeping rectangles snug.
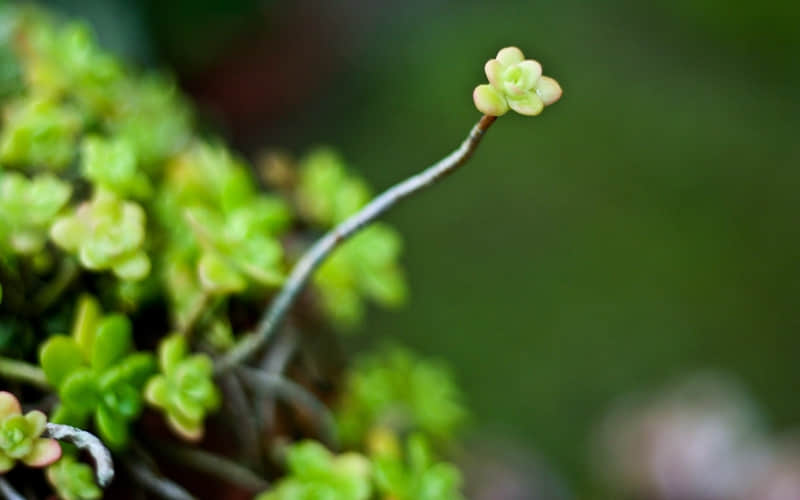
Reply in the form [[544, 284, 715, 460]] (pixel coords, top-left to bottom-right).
[[0, 477, 24, 500], [123, 455, 196, 500], [237, 366, 338, 448], [217, 114, 497, 372], [153, 442, 269, 492], [219, 372, 263, 468], [0, 356, 49, 389], [44, 423, 114, 487]]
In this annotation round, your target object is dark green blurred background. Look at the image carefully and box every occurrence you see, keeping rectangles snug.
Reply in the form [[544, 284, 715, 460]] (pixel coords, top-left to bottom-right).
[[40, 0, 800, 496]]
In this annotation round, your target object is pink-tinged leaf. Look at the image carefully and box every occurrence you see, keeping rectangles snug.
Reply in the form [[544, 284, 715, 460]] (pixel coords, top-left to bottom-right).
[[484, 59, 505, 89], [24, 410, 47, 437], [536, 76, 563, 106], [0, 392, 21, 419], [22, 438, 62, 467], [496, 46, 524, 66], [473, 84, 509, 117]]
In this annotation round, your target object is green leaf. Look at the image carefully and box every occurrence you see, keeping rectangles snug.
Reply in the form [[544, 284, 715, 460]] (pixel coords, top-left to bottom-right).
[[39, 336, 83, 388], [158, 334, 186, 375], [90, 314, 132, 371], [94, 405, 128, 449], [72, 294, 101, 359], [197, 252, 246, 294], [116, 352, 156, 388], [59, 369, 98, 416]]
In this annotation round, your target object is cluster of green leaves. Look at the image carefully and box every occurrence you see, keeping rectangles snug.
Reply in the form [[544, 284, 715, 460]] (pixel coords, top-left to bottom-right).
[[337, 347, 466, 446], [39, 295, 155, 448], [263, 348, 466, 499], [260, 432, 462, 500], [46, 455, 102, 500], [144, 335, 220, 441], [257, 441, 372, 500], [296, 150, 407, 328]]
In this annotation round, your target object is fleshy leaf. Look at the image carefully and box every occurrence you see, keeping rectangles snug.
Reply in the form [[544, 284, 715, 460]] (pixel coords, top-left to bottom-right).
[[507, 91, 544, 116], [90, 314, 132, 371], [95, 405, 128, 449], [158, 334, 186, 375], [21, 438, 61, 467], [472, 84, 508, 116], [72, 294, 101, 360], [60, 369, 99, 415], [144, 376, 168, 407], [40, 336, 84, 388], [0, 391, 21, 419]]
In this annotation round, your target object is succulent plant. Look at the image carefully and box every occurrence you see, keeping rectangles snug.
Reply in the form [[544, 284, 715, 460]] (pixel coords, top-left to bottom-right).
[[46, 455, 102, 500], [144, 335, 220, 441], [39, 295, 155, 448], [337, 347, 466, 446], [257, 441, 372, 500], [0, 391, 61, 473], [473, 46, 562, 116]]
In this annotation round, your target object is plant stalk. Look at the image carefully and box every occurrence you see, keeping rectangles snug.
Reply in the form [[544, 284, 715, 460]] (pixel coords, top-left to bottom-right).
[[0, 356, 49, 389], [217, 114, 497, 371]]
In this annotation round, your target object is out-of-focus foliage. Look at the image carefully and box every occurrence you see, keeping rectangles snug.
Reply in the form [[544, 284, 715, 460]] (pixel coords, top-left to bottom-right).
[[46, 455, 102, 500], [371, 431, 464, 500], [256, 440, 373, 500], [337, 346, 466, 447]]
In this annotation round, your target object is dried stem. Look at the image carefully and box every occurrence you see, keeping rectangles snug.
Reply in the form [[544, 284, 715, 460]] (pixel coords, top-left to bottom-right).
[[217, 115, 497, 371], [218, 372, 263, 467], [153, 442, 269, 492], [0, 477, 24, 500], [44, 423, 114, 487], [237, 366, 338, 448], [123, 455, 196, 500], [0, 357, 49, 390]]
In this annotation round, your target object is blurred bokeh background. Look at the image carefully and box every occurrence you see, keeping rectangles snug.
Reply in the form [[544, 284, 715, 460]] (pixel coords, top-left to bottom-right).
[[36, 0, 800, 497]]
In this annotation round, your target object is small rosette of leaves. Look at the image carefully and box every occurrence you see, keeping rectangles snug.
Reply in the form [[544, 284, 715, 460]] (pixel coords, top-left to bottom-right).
[[50, 189, 150, 281], [187, 198, 289, 294], [257, 441, 372, 500], [296, 149, 371, 227], [315, 224, 407, 328], [372, 431, 463, 500], [0, 391, 62, 473], [337, 347, 466, 446], [81, 136, 151, 199], [39, 295, 155, 448], [0, 97, 82, 169], [156, 144, 291, 312], [46, 455, 102, 500], [473, 46, 562, 116], [144, 335, 220, 441], [0, 171, 71, 254]]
